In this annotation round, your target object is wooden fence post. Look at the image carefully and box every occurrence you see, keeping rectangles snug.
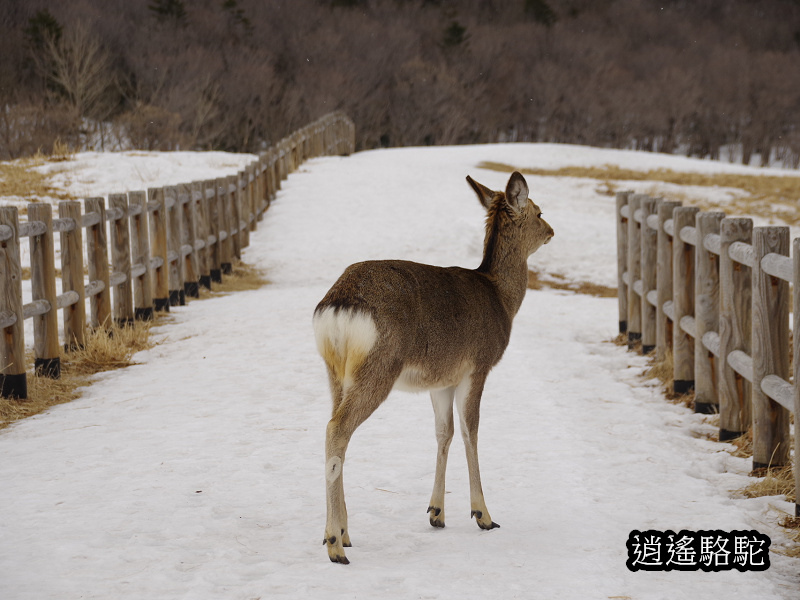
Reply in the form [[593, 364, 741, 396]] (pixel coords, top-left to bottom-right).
[[257, 155, 268, 220], [109, 194, 134, 325], [217, 177, 233, 275], [751, 226, 790, 470], [192, 182, 211, 291], [615, 191, 631, 335], [165, 186, 184, 306], [28, 203, 60, 377], [0, 207, 27, 399], [272, 147, 281, 192], [655, 199, 681, 362], [281, 142, 289, 181], [693, 211, 725, 413], [228, 174, 243, 261], [148, 187, 170, 312], [59, 201, 87, 347], [793, 237, 800, 516], [237, 172, 249, 251], [247, 164, 257, 232], [718, 218, 753, 441], [205, 179, 222, 284], [626, 194, 643, 348], [640, 196, 658, 354], [128, 191, 154, 321], [85, 197, 112, 329], [179, 184, 199, 299], [672, 205, 699, 395]]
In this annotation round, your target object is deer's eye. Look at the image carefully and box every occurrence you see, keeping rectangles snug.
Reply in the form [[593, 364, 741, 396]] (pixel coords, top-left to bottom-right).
[[536, 212, 543, 219]]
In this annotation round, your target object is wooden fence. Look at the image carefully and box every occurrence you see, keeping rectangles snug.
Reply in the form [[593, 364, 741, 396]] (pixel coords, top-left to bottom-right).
[[616, 191, 799, 518], [0, 111, 355, 400]]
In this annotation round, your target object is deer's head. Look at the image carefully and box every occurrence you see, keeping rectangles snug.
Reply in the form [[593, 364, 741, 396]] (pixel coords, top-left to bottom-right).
[[467, 171, 554, 268]]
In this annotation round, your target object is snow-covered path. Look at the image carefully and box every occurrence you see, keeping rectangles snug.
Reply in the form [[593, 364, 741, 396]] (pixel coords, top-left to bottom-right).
[[1, 145, 797, 599]]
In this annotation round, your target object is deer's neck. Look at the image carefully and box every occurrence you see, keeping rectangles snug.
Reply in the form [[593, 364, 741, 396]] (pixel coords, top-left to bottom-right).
[[477, 234, 529, 318]]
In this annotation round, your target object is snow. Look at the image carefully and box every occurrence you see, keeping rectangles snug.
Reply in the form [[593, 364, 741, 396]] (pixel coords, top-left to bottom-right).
[[1, 144, 798, 599]]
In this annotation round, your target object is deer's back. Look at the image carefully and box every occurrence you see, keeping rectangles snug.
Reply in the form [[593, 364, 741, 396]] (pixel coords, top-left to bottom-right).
[[314, 260, 513, 389]]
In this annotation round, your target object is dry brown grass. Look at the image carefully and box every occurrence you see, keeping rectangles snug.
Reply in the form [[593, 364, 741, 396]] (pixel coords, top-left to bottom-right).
[[778, 517, 800, 558], [480, 161, 800, 226], [0, 144, 75, 202], [740, 465, 795, 503], [0, 319, 156, 430], [0, 160, 57, 201], [200, 260, 271, 297], [727, 429, 754, 459], [527, 268, 617, 298], [49, 138, 74, 162], [609, 332, 627, 346], [644, 348, 673, 387]]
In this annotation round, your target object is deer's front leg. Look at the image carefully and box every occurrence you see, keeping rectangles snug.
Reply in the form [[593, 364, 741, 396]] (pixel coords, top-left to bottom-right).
[[428, 386, 455, 528], [455, 374, 500, 531]]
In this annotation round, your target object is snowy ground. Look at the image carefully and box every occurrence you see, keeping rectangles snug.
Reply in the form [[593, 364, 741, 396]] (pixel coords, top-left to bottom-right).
[[1, 144, 799, 599]]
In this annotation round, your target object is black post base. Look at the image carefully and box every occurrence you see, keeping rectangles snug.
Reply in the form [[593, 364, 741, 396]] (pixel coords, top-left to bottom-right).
[[184, 281, 200, 299], [694, 401, 718, 415], [34, 357, 61, 379], [627, 331, 641, 349], [135, 307, 154, 321], [199, 275, 212, 290], [719, 429, 746, 442], [674, 380, 694, 395], [169, 289, 185, 306], [211, 269, 222, 284], [1, 373, 28, 399], [752, 461, 781, 472], [642, 344, 655, 355], [221, 262, 233, 275], [619, 320, 627, 334], [154, 297, 171, 312]]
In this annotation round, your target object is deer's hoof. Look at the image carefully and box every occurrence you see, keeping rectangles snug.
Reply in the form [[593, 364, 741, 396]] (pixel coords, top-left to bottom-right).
[[324, 535, 351, 564], [428, 505, 445, 528], [471, 509, 500, 530], [329, 553, 350, 565]]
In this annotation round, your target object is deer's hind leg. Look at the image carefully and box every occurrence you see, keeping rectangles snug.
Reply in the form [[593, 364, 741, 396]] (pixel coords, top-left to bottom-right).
[[455, 372, 499, 531], [324, 365, 351, 550], [428, 386, 455, 528], [324, 355, 401, 564]]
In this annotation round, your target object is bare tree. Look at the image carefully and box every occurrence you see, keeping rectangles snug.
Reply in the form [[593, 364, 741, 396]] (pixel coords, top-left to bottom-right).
[[41, 21, 116, 123]]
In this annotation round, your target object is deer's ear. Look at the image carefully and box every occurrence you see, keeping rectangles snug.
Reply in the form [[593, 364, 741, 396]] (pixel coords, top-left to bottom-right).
[[505, 171, 529, 212], [466, 175, 496, 210]]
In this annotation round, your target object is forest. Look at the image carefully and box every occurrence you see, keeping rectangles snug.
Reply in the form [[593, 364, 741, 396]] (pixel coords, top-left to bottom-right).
[[1, 0, 800, 166]]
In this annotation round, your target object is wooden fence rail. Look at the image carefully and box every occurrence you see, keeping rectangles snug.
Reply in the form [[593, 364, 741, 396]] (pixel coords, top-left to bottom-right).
[[616, 191, 800, 517], [0, 111, 355, 401]]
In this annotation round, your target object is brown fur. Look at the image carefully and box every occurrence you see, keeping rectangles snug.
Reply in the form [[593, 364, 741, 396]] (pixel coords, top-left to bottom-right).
[[313, 171, 553, 564]]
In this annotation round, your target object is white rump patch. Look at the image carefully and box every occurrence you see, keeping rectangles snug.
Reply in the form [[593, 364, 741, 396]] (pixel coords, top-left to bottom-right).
[[313, 307, 379, 388], [313, 307, 378, 358]]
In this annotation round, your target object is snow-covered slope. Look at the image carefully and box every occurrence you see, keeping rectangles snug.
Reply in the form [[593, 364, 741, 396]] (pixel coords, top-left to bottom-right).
[[0, 144, 797, 599]]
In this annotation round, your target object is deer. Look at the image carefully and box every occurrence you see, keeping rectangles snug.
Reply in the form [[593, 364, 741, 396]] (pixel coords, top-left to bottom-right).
[[313, 171, 554, 564]]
